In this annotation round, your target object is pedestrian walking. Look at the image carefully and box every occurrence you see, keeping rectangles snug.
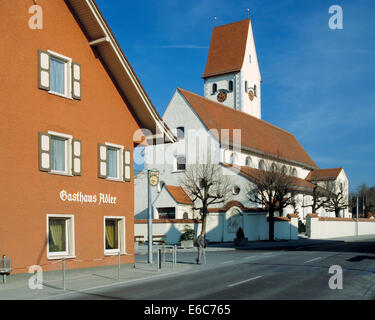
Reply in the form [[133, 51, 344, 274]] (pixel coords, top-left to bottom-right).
[[196, 231, 207, 264]]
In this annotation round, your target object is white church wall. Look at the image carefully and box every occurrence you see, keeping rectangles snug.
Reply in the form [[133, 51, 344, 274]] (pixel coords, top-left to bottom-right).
[[239, 19, 262, 119], [134, 212, 297, 245], [220, 147, 312, 180], [204, 73, 237, 110]]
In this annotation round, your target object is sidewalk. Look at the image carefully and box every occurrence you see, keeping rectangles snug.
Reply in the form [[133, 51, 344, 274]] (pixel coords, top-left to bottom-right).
[[134, 236, 323, 255], [0, 258, 194, 300], [135, 234, 375, 255]]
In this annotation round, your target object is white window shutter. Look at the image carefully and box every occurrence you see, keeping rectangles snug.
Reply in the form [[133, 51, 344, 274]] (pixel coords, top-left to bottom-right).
[[98, 144, 107, 179], [71, 62, 81, 100], [123, 149, 131, 182], [72, 139, 82, 176], [38, 132, 50, 172], [38, 50, 50, 91]]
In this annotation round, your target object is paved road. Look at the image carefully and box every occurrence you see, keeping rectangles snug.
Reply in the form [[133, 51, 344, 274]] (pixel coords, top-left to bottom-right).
[[60, 237, 375, 300]]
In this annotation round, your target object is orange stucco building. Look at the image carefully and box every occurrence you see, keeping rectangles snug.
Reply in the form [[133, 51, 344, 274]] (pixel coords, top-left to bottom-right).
[[0, 0, 173, 273]]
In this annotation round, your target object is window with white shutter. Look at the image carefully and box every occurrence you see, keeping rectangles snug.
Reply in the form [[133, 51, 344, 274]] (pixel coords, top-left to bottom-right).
[[39, 131, 78, 177], [99, 143, 131, 182], [39, 132, 51, 172], [98, 144, 108, 179], [124, 149, 131, 182], [71, 62, 81, 100], [38, 50, 81, 100], [38, 50, 50, 91], [72, 139, 82, 176]]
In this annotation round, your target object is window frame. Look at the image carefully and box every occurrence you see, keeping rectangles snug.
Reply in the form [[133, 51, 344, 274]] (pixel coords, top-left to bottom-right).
[[258, 160, 265, 170], [245, 156, 252, 167], [48, 131, 73, 176], [46, 214, 75, 260], [105, 142, 124, 182], [47, 50, 73, 99], [104, 216, 126, 256], [173, 155, 186, 172], [232, 185, 241, 195], [176, 127, 185, 141], [228, 80, 234, 92]]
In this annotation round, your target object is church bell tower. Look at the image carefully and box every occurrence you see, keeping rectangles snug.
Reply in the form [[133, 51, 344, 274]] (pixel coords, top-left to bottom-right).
[[202, 18, 262, 119]]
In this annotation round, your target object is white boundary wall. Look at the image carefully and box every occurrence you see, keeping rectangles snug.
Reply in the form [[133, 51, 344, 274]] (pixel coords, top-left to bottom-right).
[[306, 215, 375, 239], [134, 214, 299, 245]]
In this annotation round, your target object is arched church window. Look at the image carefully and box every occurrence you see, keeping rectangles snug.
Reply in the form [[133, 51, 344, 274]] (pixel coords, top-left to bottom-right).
[[271, 163, 277, 172], [229, 81, 233, 92], [229, 153, 237, 165], [212, 83, 217, 94], [258, 160, 265, 170], [245, 81, 248, 93], [291, 168, 297, 177], [281, 165, 288, 174], [254, 85, 257, 97], [245, 156, 252, 167], [183, 212, 189, 219]]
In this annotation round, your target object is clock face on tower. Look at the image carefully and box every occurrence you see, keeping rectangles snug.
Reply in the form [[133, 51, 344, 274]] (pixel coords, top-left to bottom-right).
[[217, 91, 227, 103], [248, 89, 254, 101]]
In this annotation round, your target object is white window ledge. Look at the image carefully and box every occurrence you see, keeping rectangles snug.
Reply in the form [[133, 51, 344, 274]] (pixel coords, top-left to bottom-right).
[[47, 255, 76, 261], [49, 171, 74, 177], [48, 91, 73, 100]]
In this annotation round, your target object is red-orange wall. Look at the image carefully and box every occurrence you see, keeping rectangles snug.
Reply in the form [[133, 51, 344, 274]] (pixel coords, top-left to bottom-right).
[[0, 1, 140, 273]]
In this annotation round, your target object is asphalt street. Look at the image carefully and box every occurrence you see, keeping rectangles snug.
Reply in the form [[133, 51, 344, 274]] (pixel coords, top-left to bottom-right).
[[59, 237, 375, 300]]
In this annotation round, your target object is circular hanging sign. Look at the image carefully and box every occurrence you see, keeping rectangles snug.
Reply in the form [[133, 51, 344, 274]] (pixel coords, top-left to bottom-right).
[[149, 169, 159, 186], [217, 91, 227, 103], [248, 89, 254, 101]]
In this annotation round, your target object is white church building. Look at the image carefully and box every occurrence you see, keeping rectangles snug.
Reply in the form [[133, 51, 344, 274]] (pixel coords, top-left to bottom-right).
[[134, 19, 349, 243]]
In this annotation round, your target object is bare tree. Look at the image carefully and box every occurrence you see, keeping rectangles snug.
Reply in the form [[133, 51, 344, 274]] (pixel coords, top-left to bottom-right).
[[247, 160, 295, 241], [324, 181, 348, 217], [357, 184, 375, 218], [302, 183, 330, 214], [180, 163, 232, 233]]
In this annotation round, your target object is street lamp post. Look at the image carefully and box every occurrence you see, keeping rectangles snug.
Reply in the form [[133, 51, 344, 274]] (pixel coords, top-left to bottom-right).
[[147, 169, 159, 264], [356, 196, 359, 237]]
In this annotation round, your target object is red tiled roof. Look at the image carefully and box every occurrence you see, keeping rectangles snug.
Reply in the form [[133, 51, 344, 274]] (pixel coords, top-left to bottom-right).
[[305, 168, 343, 182], [178, 89, 318, 169], [165, 185, 193, 205], [202, 19, 250, 78]]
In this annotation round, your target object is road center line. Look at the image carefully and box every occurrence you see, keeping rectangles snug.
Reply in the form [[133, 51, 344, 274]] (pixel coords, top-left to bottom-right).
[[244, 256, 256, 259], [221, 260, 234, 264], [228, 276, 263, 287], [303, 257, 322, 264]]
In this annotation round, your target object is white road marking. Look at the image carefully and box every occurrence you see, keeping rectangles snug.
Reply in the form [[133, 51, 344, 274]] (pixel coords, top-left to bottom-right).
[[303, 257, 322, 264], [244, 256, 256, 260], [263, 252, 273, 255], [221, 260, 234, 264], [228, 276, 263, 287]]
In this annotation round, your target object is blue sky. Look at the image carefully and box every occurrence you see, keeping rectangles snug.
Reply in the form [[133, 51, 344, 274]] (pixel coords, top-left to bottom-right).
[[96, 0, 375, 192]]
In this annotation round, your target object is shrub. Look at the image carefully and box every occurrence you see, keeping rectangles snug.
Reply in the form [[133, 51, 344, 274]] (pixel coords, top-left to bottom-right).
[[179, 225, 195, 241], [236, 227, 245, 239]]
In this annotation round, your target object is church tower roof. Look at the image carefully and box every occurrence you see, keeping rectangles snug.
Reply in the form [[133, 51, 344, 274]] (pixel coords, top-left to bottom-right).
[[202, 19, 251, 79]]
